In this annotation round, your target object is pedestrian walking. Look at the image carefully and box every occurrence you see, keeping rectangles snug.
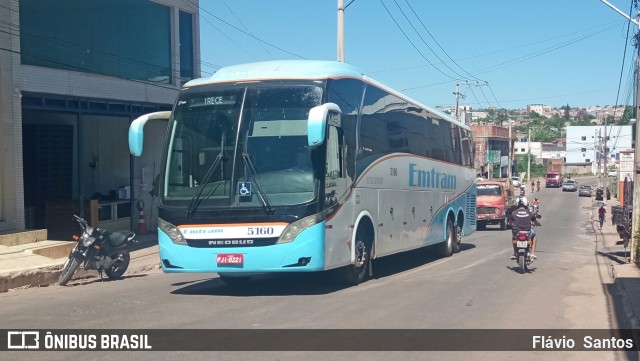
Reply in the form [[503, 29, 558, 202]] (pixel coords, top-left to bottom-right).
[[598, 205, 606, 230]]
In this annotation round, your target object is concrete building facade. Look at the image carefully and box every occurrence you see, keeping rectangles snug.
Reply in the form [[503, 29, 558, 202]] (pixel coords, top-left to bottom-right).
[[0, 0, 200, 236], [565, 125, 632, 165]]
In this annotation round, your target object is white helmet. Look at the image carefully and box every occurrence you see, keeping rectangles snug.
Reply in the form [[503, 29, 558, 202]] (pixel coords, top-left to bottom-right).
[[517, 196, 529, 207]]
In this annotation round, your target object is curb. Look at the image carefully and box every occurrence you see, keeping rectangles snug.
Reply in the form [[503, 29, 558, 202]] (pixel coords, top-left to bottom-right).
[[593, 218, 640, 361], [0, 260, 161, 293]]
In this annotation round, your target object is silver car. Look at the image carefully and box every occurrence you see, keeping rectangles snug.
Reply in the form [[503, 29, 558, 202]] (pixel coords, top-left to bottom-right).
[[562, 179, 577, 192], [578, 185, 592, 197], [512, 176, 520, 188]]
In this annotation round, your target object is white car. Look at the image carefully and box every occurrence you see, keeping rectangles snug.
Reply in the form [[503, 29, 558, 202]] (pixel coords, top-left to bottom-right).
[[511, 176, 520, 188], [562, 179, 577, 192]]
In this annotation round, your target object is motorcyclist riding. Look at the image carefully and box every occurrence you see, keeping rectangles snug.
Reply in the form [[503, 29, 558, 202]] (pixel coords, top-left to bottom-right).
[[508, 197, 538, 260], [516, 189, 528, 205]]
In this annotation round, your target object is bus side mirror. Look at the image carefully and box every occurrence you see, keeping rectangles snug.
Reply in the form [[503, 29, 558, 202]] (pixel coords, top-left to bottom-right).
[[128, 111, 171, 156], [307, 103, 341, 148]]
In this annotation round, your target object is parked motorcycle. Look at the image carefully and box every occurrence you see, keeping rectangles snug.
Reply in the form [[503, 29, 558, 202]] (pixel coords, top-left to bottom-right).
[[58, 215, 136, 286], [514, 230, 533, 274]]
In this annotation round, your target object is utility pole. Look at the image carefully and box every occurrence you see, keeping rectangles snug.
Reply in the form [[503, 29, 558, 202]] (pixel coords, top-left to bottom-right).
[[337, 0, 345, 62], [597, 128, 602, 187], [599, 0, 640, 262], [527, 127, 531, 184], [484, 124, 490, 180], [454, 81, 487, 122], [453, 82, 463, 121], [634, 24, 640, 263], [508, 117, 513, 179], [604, 122, 609, 192]]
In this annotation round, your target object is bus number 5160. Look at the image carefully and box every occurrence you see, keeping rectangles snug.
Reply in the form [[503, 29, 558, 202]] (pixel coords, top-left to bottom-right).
[[248, 227, 274, 236]]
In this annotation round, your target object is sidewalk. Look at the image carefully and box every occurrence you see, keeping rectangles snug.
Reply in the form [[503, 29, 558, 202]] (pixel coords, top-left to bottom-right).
[[0, 232, 160, 293], [593, 199, 640, 329]]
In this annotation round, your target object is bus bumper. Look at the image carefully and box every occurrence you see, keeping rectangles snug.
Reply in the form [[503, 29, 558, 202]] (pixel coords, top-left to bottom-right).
[[158, 222, 325, 273]]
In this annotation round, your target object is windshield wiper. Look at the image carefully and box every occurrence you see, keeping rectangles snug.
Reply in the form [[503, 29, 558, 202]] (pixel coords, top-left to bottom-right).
[[241, 153, 273, 214], [186, 152, 224, 217]]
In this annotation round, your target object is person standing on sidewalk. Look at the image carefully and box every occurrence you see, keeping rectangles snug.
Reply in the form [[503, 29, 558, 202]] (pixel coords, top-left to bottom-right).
[[598, 205, 606, 230]]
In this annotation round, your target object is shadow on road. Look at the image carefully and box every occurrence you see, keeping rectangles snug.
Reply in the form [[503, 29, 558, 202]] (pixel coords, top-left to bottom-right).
[[597, 250, 629, 265], [604, 279, 640, 361], [505, 264, 537, 274], [60, 273, 149, 287], [170, 243, 477, 297]]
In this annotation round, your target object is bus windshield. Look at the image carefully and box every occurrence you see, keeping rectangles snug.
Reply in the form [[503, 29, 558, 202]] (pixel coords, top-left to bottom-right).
[[165, 83, 324, 208]]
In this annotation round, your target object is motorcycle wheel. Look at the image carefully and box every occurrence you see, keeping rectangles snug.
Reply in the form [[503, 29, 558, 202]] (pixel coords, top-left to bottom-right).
[[517, 254, 526, 274], [58, 258, 80, 286], [105, 251, 130, 280]]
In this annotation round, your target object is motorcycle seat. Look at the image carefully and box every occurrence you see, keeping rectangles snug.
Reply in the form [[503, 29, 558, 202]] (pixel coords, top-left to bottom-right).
[[110, 231, 135, 247]]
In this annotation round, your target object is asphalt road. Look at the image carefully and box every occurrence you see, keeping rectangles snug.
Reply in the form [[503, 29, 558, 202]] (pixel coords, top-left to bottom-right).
[[0, 176, 634, 361]]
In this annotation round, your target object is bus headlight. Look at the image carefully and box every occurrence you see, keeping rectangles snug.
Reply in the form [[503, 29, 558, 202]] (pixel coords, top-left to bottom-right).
[[158, 218, 187, 245], [276, 212, 325, 244]]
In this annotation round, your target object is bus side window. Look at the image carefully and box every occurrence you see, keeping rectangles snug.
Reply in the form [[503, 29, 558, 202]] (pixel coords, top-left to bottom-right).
[[325, 124, 346, 207]]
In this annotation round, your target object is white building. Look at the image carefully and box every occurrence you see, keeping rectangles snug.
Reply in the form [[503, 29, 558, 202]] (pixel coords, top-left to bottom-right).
[[565, 125, 632, 166], [0, 0, 200, 236], [540, 143, 566, 160], [527, 104, 551, 116], [513, 141, 543, 160]]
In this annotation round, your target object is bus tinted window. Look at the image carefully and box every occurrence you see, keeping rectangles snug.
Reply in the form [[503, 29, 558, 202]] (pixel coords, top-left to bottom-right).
[[360, 85, 391, 160], [327, 78, 363, 181]]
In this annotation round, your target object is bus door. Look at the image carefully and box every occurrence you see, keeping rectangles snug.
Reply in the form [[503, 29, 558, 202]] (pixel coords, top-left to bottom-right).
[[324, 117, 354, 268]]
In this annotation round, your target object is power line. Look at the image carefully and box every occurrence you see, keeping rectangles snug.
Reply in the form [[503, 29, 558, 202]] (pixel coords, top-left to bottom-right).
[[391, 0, 468, 80], [185, 0, 307, 59], [195, 4, 257, 61], [378, 0, 459, 80], [608, 0, 634, 130], [222, 0, 273, 58], [487, 85, 503, 109], [403, 0, 485, 83], [372, 19, 625, 74]]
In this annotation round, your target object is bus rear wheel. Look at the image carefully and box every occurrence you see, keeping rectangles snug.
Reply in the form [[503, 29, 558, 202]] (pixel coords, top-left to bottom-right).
[[336, 233, 370, 285], [452, 221, 462, 253], [439, 218, 455, 257]]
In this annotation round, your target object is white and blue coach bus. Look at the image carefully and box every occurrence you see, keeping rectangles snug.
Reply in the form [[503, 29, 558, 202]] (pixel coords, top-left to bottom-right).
[[129, 60, 477, 285]]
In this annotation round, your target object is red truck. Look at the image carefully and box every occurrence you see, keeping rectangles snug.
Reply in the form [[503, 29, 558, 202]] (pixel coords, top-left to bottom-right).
[[545, 171, 562, 188], [476, 179, 515, 231]]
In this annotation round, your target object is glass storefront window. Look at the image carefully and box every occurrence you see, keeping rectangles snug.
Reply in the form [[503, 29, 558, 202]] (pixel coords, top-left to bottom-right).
[[179, 11, 194, 84], [20, 0, 172, 84]]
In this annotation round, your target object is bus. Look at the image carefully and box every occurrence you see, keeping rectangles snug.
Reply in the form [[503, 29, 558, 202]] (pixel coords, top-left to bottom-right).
[[129, 60, 477, 285]]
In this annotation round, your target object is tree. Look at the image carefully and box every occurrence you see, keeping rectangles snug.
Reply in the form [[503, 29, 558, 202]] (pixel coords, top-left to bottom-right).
[[620, 105, 634, 125], [561, 104, 571, 120], [495, 109, 509, 126], [515, 154, 546, 179]]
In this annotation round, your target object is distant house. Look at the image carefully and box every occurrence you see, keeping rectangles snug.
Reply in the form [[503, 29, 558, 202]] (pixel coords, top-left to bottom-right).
[[470, 125, 510, 178], [565, 125, 632, 175]]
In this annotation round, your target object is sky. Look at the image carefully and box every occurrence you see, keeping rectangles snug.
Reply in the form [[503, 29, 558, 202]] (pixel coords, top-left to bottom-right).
[[197, 0, 638, 111]]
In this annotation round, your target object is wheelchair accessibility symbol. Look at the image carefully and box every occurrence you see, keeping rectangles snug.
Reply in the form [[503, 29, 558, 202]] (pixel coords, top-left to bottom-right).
[[238, 182, 252, 196]]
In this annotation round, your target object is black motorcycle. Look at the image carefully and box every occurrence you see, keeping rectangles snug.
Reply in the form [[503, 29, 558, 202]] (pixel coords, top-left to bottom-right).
[[58, 215, 136, 286], [514, 230, 533, 274]]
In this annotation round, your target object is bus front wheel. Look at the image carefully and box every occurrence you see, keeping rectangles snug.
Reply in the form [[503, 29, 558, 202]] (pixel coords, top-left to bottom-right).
[[337, 233, 371, 285]]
